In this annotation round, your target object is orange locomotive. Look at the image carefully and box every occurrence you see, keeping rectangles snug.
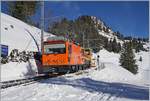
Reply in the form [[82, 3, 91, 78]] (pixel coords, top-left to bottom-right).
[[42, 37, 91, 73]]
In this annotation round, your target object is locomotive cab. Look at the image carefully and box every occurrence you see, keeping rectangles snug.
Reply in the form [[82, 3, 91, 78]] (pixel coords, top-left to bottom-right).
[[42, 38, 68, 72], [42, 36, 85, 73], [44, 43, 66, 54]]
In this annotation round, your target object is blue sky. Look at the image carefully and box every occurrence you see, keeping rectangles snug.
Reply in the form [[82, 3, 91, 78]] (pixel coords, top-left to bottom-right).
[[1, 1, 149, 38]]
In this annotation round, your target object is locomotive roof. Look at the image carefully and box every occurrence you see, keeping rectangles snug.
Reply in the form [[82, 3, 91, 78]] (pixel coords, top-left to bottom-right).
[[46, 36, 81, 46], [47, 36, 68, 41]]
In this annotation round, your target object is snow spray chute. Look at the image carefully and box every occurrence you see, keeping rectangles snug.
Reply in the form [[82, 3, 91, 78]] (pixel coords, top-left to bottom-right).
[[0, 44, 8, 57], [25, 29, 40, 52]]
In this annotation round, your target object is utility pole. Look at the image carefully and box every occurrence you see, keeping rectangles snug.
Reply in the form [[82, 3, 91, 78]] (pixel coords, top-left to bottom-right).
[[88, 39, 90, 48], [82, 31, 85, 48], [41, 1, 44, 53]]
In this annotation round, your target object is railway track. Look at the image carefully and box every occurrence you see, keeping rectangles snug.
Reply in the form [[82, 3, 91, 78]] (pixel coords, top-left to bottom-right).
[[1, 67, 92, 89], [1, 74, 63, 89]]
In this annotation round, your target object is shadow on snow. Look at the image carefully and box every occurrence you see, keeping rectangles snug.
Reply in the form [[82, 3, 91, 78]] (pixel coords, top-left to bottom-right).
[[39, 77, 149, 100]]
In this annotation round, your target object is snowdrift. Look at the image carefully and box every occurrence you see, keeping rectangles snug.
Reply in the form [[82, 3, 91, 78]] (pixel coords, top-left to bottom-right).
[[97, 49, 120, 66], [1, 59, 37, 81], [95, 49, 149, 85], [90, 63, 137, 83], [1, 13, 53, 81], [1, 13, 54, 53]]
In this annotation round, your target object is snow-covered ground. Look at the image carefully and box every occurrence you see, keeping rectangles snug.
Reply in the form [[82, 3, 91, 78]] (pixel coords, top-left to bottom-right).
[[98, 30, 124, 44], [135, 50, 150, 84], [1, 13, 149, 101], [1, 49, 149, 101], [97, 49, 149, 85], [1, 59, 38, 81], [1, 67, 149, 101], [1, 13, 53, 81], [1, 13, 54, 53]]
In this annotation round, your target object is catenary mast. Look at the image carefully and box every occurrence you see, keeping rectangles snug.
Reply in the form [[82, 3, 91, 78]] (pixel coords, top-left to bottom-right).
[[41, 1, 44, 53]]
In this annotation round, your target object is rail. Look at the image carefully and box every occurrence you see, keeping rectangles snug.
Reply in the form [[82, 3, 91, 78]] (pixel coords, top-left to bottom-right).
[[1, 74, 62, 89]]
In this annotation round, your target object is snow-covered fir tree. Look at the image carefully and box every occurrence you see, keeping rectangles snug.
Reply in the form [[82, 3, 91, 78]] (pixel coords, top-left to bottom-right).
[[120, 41, 138, 74]]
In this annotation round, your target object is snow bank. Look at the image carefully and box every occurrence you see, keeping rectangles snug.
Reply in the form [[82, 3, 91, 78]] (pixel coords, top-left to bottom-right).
[[1, 59, 38, 81], [89, 63, 137, 83], [135, 51, 149, 70], [94, 49, 149, 85], [1, 13, 54, 53], [135, 51, 150, 84], [1, 13, 54, 81], [97, 49, 120, 66]]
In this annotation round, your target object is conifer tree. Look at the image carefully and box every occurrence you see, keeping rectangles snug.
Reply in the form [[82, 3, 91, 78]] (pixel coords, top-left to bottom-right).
[[120, 41, 138, 74], [112, 38, 117, 53], [104, 38, 109, 49], [107, 40, 113, 52], [139, 56, 142, 62], [117, 42, 121, 53], [8, 1, 38, 23]]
